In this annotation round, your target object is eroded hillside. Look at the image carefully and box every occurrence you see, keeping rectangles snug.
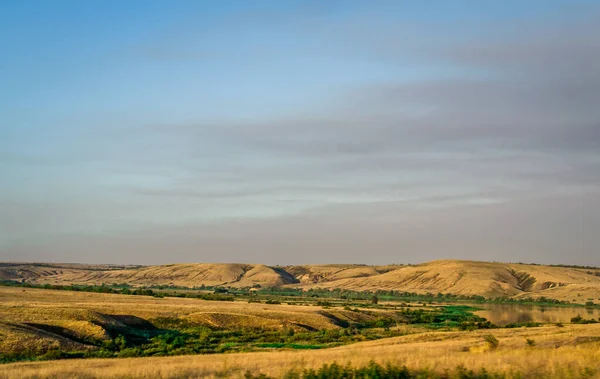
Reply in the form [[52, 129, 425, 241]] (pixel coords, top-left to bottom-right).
[[2, 260, 600, 302]]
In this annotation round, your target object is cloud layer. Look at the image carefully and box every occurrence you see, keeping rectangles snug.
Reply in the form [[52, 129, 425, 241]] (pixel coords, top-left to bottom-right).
[[1, 1, 599, 265]]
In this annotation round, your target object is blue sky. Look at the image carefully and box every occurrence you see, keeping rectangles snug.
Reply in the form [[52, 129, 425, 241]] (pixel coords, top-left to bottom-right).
[[1, 1, 599, 265]]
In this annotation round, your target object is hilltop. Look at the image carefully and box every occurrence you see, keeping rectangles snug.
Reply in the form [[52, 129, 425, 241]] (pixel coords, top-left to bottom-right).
[[1, 260, 599, 302]]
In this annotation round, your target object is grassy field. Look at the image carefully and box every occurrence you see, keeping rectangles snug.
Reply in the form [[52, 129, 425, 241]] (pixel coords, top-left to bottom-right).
[[0, 286, 430, 360], [1, 324, 600, 378], [1, 277, 599, 378]]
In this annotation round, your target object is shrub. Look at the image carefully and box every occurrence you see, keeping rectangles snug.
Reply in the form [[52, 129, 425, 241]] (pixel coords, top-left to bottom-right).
[[571, 315, 598, 324], [40, 349, 64, 361], [483, 334, 499, 350], [117, 348, 142, 358], [525, 337, 536, 347], [316, 301, 333, 307], [504, 322, 542, 328], [244, 361, 511, 379]]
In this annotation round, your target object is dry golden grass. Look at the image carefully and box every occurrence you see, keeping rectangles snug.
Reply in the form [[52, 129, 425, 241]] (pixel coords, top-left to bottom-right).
[[1, 324, 599, 378], [0, 322, 92, 355]]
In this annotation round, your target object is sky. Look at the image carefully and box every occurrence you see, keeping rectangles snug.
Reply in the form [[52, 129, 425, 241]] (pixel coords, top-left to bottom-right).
[[1, 0, 599, 266]]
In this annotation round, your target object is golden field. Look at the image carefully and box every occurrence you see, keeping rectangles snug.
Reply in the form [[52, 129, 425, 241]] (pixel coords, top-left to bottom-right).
[[1, 323, 599, 378], [0, 286, 600, 378]]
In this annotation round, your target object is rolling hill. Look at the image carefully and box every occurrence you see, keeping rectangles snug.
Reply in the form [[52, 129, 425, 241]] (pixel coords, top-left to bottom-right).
[[1, 260, 599, 302]]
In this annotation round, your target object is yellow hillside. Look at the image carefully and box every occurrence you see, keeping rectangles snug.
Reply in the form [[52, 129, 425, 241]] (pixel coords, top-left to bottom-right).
[[2, 260, 599, 301], [234, 264, 298, 287], [295, 260, 600, 301], [284, 264, 394, 284]]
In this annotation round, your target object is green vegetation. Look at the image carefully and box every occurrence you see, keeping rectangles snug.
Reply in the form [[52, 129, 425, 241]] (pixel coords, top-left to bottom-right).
[[483, 334, 499, 350], [0, 280, 235, 301], [2, 279, 597, 308], [243, 361, 538, 379], [571, 315, 599, 324], [0, 323, 389, 363], [398, 305, 495, 330], [525, 337, 536, 347], [0, 304, 495, 363], [503, 321, 542, 328]]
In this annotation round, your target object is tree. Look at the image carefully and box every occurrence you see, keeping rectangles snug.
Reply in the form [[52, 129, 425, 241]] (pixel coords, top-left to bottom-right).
[[371, 295, 378, 305]]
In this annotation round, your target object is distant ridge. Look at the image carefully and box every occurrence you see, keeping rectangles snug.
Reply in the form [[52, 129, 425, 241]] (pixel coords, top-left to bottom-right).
[[1, 260, 599, 302]]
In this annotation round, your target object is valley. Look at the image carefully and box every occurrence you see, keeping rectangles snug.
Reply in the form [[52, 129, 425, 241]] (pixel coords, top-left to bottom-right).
[[3, 259, 600, 303]]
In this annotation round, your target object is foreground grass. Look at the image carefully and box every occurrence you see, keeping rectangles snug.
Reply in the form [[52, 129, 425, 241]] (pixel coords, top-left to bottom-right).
[[2, 324, 600, 378], [243, 361, 584, 379]]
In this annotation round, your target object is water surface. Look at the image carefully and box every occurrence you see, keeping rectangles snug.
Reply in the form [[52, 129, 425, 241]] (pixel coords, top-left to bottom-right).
[[473, 303, 600, 325]]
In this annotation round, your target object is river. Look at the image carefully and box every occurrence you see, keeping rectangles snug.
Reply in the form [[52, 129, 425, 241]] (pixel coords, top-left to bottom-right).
[[473, 303, 600, 325]]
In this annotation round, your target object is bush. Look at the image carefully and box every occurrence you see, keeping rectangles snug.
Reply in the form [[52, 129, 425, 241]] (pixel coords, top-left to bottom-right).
[[483, 334, 499, 350], [571, 315, 599, 324], [317, 301, 333, 307], [244, 361, 512, 378], [525, 337, 536, 347], [504, 322, 542, 328], [117, 348, 142, 358], [40, 349, 64, 361]]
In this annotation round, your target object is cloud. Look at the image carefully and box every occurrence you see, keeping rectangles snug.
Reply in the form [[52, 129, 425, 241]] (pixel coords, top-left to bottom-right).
[[2, 1, 599, 265], [4, 190, 598, 266]]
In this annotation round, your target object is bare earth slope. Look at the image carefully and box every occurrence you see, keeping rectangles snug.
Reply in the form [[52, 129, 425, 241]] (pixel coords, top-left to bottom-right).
[[1, 260, 599, 302]]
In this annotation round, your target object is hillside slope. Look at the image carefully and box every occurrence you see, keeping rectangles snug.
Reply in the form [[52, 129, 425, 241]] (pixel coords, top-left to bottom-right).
[[295, 260, 600, 301], [1, 260, 599, 302], [0, 263, 299, 288]]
